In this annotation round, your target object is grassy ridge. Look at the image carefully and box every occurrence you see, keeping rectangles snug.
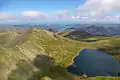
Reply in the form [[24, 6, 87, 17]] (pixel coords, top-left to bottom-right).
[[0, 28, 87, 80], [0, 28, 120, 80]]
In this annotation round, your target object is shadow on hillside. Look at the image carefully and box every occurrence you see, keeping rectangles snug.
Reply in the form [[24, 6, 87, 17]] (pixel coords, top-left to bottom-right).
[[29, 54, 76, 80], [8, 55, 77, 80], [8, 59, 35, 80]]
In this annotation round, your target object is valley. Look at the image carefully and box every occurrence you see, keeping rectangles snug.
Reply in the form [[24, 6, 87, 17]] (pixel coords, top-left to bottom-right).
[[0, 27, 120, 80]]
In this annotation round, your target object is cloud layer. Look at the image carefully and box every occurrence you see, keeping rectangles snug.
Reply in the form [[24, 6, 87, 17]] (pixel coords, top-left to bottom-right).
[[0, 12, 13, 21], [21, 11, 48, 20], [75, 0, 120, 20], [0, 0, 120, 22]]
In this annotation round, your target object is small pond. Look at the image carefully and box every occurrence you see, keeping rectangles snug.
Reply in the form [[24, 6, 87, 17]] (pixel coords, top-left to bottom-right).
[[67, 48, 120, 77]]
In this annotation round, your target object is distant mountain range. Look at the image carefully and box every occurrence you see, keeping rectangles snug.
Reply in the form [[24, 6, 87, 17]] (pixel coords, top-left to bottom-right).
[[65, 24, 120, 36], [17, 24, 120, 36], [1, 23, 120, 36], [58, 30, 94, 40]]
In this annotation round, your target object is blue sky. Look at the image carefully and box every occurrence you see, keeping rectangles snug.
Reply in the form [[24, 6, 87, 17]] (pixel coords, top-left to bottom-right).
[[0, 0, 120, 23], [1, 0, 86, 13]]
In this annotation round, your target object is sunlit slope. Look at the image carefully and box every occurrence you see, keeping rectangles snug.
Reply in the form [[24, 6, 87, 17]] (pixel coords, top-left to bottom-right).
[[0, 28, 36, 80], [0, 27, 120, 80], [0, 28, 86, 80]]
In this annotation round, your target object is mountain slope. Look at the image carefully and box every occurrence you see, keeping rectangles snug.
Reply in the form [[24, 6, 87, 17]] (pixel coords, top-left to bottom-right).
[[58, 30, 94, 40], [0, 27, 120, 80], [0, 28, 86, 80]]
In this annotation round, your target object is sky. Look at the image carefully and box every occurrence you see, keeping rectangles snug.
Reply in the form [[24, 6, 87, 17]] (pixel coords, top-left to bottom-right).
[[0, 0, 120, 24]]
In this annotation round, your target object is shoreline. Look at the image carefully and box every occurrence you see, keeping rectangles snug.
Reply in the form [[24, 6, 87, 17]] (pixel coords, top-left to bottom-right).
[[64, 48, 85, 67]]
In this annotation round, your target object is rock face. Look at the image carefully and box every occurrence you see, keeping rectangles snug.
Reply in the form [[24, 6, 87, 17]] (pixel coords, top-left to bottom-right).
[[67, 49, 120, 77]]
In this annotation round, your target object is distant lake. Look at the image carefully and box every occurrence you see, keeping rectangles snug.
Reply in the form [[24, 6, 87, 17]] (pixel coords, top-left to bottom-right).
[[81, 40, 98, 42], [67, 49, 120, 77]]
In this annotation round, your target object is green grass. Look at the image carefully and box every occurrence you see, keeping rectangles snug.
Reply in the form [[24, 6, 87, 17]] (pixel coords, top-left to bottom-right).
[[87, 76, 120, 80], [0, 28, 86, 80], [0, 28, 119, 80]]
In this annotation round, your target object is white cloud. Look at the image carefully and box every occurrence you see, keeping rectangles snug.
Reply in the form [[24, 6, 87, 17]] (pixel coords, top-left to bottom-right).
[[55, 10, 69, 14], [72, 16, 80, 19], [76, 0, 120, 20], [0, 11, 49, 22], [22, 11, 41, 17], [0, 13, 13, 21], [1, 0, 120, 22], [21, 11, 48, 20], [53, 10, 71, 20]]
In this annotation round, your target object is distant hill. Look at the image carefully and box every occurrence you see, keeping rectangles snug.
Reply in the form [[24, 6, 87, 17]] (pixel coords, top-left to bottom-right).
[[4, 24, 120, 36], [58, 30, 94, 40], [65, 24, 120, 36]]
